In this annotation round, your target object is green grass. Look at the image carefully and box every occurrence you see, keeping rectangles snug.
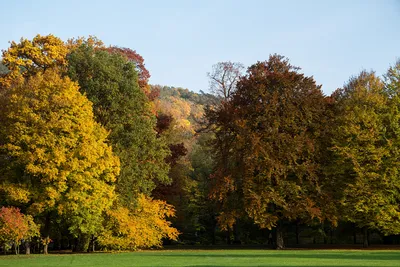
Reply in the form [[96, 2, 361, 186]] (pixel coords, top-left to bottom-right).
[[0, 250, 400, 267]]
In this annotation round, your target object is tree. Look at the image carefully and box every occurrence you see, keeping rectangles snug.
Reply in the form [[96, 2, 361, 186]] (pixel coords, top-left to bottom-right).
[[0, 207, 39, 254], [0, 34, 68, 88], [67, 41, 170, 203], [66, 40, 179, 249], [106, 46, 150, 90], [0, 69, 120, 253], [329, 70, 400, 247], [204, 62, 244, 241], [208, 55, 328, 249], [207, 62, 244, 100], [99, 195, 179, 250]]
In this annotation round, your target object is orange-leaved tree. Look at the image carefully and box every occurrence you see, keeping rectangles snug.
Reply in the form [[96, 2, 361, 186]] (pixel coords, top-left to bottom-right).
[[0, 207, 39, 254], [208, 55, 330, 249]]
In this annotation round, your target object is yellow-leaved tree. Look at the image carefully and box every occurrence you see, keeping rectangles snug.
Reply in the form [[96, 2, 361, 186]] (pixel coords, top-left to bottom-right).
[[0, 34, 68, 88], [0, 69, 120, 253], [98, 194, 179, 250], [1, 34, 178, 252]]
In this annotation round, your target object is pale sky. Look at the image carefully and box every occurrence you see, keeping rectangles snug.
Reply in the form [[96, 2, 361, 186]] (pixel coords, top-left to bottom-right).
[[1, 0, 399, 95]]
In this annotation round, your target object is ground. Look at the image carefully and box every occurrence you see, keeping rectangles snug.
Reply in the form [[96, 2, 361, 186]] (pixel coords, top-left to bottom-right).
[[0, 249, 400, 267]]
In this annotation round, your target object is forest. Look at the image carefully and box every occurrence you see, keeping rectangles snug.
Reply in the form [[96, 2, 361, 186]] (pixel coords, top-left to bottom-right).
[[0, 34, 400, 254]]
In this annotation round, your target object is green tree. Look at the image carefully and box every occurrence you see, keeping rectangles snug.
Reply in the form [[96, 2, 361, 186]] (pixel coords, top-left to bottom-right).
[[67, 42, 170, 204], [0, 69, 119, 253], [330, 70, 400, 247]]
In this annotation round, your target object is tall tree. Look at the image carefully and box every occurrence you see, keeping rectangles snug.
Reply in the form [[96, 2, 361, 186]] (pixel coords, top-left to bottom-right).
[[330, 69, 400, 247], [0, 69, 120, 253], [67, 41, 170, 203], [208, 55, 327, 249]]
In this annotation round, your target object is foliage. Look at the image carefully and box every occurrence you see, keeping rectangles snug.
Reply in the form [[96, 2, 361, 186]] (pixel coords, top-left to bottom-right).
[[208, 55, 328, 240], [0, 34, 68, 88], [3, 33, 400, 251], [0, 69, 119, 239], [67, 41, 170, 202], [0, 207, 39, 253], [154, 85, 219, 106], [329, 70, 400, 235], [99, 194, 179, 250], [106, 46, 150, 89]]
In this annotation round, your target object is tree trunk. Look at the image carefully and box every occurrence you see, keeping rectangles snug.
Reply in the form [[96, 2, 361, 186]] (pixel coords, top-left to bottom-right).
[[226, 227, 231, 245], [353, 226, 357, 244], [363, 227, 369, 248], [233, 223, 241, 244], [275, 222, 285, 250], [74, 234, 90, 253], [43, 241, 48, 255], [25, 241, 30, 255], [212, 224, 216, 245], [14, 243, 18, 255], [43, 213, 51, 255], [88, 235, 96, 252], [295, 221, 300, 245]]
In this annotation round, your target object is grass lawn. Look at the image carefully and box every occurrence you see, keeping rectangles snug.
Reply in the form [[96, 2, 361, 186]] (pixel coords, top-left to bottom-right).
[[0, 249, 399, 267]]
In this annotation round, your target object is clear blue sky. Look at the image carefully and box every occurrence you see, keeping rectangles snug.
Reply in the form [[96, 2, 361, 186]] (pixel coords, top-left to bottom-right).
[[1, 0, 399, 95]]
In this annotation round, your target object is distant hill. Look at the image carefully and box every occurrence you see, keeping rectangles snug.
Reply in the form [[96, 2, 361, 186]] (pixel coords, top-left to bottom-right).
[[151, 85, 219, 132], [152, 85, 219, 106]]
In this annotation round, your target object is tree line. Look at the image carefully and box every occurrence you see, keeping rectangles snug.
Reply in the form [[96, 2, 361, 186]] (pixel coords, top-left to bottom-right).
[[0, 35, 178, 254], [204, 56, 400, 249], [0, 34, 400, 253]]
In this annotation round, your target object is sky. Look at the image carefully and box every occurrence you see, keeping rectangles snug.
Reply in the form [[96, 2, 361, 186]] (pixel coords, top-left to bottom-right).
[[1, 0, 399, 95]]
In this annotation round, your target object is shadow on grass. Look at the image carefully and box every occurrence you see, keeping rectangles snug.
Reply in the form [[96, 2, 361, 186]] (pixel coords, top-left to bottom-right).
[[141, 251, 400, 261]]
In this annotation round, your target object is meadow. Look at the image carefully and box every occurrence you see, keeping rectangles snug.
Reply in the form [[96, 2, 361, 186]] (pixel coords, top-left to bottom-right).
[[0, 249, 400, 267]]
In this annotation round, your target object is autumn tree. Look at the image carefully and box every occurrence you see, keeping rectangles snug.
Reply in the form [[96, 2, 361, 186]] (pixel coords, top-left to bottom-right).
[[0, 69, 120, 253], [67, 39, 179, 248], [0, 34, 68, 88], [98, 195, 179, 250], [207, 61, 244, 100], [106, 46, 150, 89], [0, 34, 178, 252], [329, 70, 400, 247], [67, 41, 170, 203], [0, 207, 39, 254], [208, 55, 328, 249], [204, 62, 245, 240]]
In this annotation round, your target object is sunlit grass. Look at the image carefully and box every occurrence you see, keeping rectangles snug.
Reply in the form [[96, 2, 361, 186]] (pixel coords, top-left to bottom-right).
[[0, 249, 400, 267]]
